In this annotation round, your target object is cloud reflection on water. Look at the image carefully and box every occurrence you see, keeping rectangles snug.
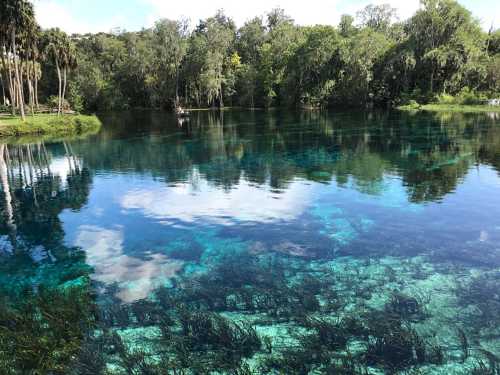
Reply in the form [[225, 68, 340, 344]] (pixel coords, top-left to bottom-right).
[[75, 225, 183, 302], [120, 172, 316, 224]]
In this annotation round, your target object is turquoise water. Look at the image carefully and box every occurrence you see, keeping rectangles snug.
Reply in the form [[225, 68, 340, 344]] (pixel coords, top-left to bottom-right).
[[0, 110, 499, 374]]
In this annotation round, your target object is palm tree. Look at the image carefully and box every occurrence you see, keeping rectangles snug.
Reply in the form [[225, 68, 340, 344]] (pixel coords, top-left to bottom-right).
[[42, 29, 77, 115], [0, 0, 35, 121], [61, 39, 77, 113], [22, 21, 41, 115]]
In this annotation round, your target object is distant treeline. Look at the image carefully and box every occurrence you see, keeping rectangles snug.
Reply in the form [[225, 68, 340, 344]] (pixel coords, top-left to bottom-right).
[[2, 0, 500, 113]]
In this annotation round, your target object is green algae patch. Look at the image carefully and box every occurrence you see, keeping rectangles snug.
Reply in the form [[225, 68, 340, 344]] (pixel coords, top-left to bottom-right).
[[397, 103, 500, 113], [0, 114, 102, 138]]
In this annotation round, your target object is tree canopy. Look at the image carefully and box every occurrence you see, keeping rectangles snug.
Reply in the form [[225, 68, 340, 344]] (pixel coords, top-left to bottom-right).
[[1, 1, 499, 113]]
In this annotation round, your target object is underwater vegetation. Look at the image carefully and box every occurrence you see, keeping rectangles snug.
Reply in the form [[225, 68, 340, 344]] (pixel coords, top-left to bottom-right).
[[1, 241, 499, 375], [165, 253, 333, 320], [365, 316, 441, 371], [385, 292, 429, 321], [1, 248, 498, 374], [41, 252, 494, 374], [0, 283, 96, 375], [456, 272, 500, 329], [70, 304, 262, 374]]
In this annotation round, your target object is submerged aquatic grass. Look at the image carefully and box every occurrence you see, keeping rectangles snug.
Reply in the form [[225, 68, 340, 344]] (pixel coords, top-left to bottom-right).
[[2, 250, 487, 374]]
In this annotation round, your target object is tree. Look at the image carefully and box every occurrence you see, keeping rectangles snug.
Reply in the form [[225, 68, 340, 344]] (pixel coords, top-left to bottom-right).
[[487, 29, 500, 55], [153, 18, 188, 107], [339, 15, 356, 38], [356, 4, 398, 33], [20, 1, 492, 112], [335, 29, 392, 106], [235, 17, 266, 107], [258, 9, 303, 107], [0, 0, 36, 120], [407, 0, 487, 95], [42, 28, 77, 115], [186, 10, 235, 107], [285, 26, 340, 107], [267, 8, 293, 31], [236, 17, 266, 65], [23, 22, 42, 113]]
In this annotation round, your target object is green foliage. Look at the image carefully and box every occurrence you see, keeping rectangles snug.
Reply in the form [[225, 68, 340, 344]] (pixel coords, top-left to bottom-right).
[[408, 0, 487, 94], [47, 94, 69, 110], [67, 81, 84, 112], [339, 14, 356, 38], [284, 25, 340, 107], [436, 93, 456, 104], [0, 285, 96, 374], [399, 103, 500, 113], [487, 29, 500, 55], [335, 28, 392, 106], [435, 88, 487, 105], [356, 4, 398, 33], [0, 114, 101, 137], [3, 1, 495, 113]]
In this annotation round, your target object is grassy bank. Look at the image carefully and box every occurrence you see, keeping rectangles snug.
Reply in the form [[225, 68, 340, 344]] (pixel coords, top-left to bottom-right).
[[0, 114, 102, 138], [397, 103, 500, 113]]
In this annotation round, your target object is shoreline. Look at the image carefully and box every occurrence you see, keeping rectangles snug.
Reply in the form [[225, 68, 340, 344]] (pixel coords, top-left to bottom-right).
[[0, 114, 102, 139], [397, 104, 500, 113]]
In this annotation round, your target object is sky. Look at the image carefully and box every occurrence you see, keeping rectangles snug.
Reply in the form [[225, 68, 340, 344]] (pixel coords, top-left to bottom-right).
[[32, 0, 499, 34]]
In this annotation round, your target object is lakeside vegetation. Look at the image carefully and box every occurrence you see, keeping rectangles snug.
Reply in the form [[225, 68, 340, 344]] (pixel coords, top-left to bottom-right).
[[1, 0, 499, 116], [0, 114, 101, 138], [0, 0, 101, 139], [398, 103, 500, 113]]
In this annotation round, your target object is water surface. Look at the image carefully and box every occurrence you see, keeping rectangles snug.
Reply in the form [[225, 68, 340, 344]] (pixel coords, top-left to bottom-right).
[[1, 110, 499, 374]]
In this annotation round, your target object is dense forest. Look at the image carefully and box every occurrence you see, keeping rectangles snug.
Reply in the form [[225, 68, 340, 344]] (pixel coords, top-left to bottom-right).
[[1, 0, 500, 113]]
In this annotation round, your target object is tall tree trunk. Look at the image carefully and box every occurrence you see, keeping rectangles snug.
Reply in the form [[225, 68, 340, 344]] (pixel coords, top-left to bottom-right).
[[2, 44, 15, 115], [184, 83, 188, 106], [8, 62, 16, 114], [26, 62, 33, 115], [0, 73, 5, 106], [55, 58, 62, 115], [34, 75, 39, 110], [175, 67, 180, 106], [28, 77, 35, 116], [11, 29, 25, 121], [33, 57, 39, 110], [219, 81, 224, 108], [19, 60, 26, 111], [62, 67, 67, 113], [430, 69, 434, 94], [0, 46, 7, 107]]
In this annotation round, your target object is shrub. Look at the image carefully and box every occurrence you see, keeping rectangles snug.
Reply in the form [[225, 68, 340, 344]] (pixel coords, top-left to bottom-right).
[[436, 93, 457, 104], [47, 95, 71, 112], [456, 88, 484, 105], [435, 89, 490, 106]]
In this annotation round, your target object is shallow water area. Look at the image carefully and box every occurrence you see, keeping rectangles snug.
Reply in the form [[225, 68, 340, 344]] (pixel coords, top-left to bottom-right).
[[0, 110, 499, 374]]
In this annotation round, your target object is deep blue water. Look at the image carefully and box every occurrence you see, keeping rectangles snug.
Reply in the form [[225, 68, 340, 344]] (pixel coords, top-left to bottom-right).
[[0, 110, 499, 374]]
